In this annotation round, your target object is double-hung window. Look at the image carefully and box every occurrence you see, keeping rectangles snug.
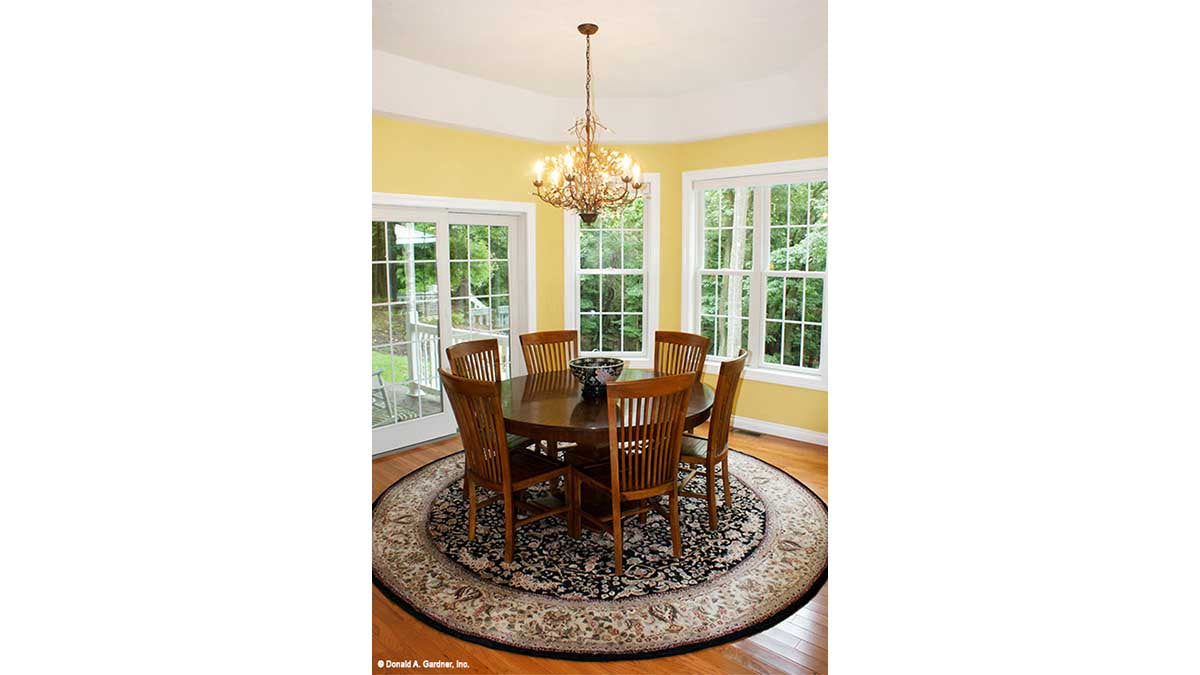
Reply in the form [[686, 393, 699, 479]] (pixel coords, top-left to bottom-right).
[[683, 160, 827, 389], [563, 173, 660, 366]]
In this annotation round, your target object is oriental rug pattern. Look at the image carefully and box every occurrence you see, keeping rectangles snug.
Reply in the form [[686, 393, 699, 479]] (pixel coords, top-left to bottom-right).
[[372, 449, 827, 660]]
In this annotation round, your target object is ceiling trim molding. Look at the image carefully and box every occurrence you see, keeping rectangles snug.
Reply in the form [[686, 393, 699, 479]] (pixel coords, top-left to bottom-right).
[[370, 110, 828, 147], [373, 50, 826, 145]]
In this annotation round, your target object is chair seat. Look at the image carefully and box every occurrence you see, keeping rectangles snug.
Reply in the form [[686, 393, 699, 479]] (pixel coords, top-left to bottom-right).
[[576, 460, 614, 486], [571, 461, 654, 516], [506, 433, 534, 450], [508, 446, 566, 484], [679, 433, 709, 460], [575, 459, 673, 496]]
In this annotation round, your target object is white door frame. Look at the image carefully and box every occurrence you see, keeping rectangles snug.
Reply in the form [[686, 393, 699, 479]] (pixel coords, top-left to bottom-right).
[[371, 192, 538, 455], [371, 204, 456, 451]]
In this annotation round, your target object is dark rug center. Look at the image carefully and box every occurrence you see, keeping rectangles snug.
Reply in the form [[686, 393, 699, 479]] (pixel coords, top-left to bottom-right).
[[425, 471, 767, 600]]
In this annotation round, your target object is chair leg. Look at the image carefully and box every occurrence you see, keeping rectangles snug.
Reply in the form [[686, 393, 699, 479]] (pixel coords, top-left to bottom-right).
[[466, 475, 477, 541], [638, 498, 648, 524], [570, 472, 581, 538], [707, 468, 718, 530], [669, 488, 682, 557], [503, 493, 515, 563], [612, 501, 624, 576], [565, 471, 577, 538], [722, 457, 733, 507]]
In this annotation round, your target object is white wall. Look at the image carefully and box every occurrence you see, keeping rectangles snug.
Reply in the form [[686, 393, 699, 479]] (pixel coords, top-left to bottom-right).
[[373, 48, 826, 144]]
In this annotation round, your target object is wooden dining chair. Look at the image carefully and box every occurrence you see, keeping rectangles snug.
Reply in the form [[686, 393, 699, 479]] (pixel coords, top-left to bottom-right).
[[570, 372, 695, 575], [445, 338, 535, 487], [519, 330, 579, 374], [446, 338, 505, 385], [653, 331, 710, 380], [517, 330, 580, 458], [678, 349, 748, 529], [439, 369, 574, 563]]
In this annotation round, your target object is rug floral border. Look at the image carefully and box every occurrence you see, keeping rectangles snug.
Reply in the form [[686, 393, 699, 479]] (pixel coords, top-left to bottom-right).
[[372, 449, 828, 662]]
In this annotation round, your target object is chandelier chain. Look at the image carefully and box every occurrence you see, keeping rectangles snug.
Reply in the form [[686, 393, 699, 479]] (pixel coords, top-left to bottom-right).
[[584, 34, 593, 144]]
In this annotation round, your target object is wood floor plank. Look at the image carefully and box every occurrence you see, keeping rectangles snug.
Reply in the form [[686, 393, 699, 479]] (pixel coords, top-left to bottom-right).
[[795, 606, 829, 628], [786, 613, 828, 639], [775, 621, 827, 650], [758, 627, 803, 654], [373, 428, 828, 673], [803, 599, 828, 618], [771, 618, 824, 647], [747, 629, 816, 669], [728, 639, 810, 675], [791, 635, 829, 663]]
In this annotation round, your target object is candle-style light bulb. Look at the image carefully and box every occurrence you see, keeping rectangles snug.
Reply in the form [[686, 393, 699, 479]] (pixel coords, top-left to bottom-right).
[[550, 169, 560, 186], [632, 163, 641, 181], [564, 152, 574, 170], [621, 155, 632, 173]]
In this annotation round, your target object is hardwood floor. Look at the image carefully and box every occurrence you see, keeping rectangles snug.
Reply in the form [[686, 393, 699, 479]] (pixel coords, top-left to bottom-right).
[[373, 424, 828, 674]]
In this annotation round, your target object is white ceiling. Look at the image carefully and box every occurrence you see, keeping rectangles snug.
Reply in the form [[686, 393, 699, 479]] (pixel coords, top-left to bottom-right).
[[373, 0, 826, 98]]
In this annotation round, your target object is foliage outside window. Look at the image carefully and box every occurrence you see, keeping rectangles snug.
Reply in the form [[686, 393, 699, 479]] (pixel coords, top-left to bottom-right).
[[448, 224, 512, 377], [698, 180, 827, 372], [577, 197, 646, 353], [371, 221, 443, 425], [700, 187, 753, 358]]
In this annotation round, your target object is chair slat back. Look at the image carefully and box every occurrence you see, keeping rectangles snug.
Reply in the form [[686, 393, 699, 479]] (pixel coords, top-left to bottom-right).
[[605, 373, 695, 493], [519, 330, 579, 374], [706, 349, 749, 460], [439, 368, 509, 486], [653, 331, 710, 380], [446, 338, 502, 385]]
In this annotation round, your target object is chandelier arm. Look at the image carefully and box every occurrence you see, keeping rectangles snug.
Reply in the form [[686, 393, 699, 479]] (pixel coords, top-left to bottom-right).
[[609, 183, 627, 207]]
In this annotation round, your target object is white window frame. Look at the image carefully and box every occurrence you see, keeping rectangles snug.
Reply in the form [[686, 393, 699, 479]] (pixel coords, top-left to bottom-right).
[[445, 212, 523, 379], [371, 192, 538, 454], [372, 192, 538, 337], [562, 172, 661, 369], [681, 160, 828, 390]]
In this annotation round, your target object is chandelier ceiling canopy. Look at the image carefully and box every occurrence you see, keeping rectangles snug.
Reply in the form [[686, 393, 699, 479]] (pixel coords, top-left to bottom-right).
[[531, 23, 643, 224]]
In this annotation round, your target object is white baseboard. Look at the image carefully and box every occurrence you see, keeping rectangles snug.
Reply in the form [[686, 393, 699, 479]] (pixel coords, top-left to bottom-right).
[[730, 415, 828, 446]]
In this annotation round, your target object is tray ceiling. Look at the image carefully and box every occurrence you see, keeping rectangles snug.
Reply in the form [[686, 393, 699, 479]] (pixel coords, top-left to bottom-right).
[[373, 0, 826, 99]]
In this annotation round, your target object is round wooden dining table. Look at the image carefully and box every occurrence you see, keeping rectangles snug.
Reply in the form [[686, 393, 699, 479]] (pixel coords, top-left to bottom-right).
[[499, 368, 715, 465]]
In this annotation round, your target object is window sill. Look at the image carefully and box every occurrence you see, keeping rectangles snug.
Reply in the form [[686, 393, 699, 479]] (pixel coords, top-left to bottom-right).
[[702, 362, 827, 391]]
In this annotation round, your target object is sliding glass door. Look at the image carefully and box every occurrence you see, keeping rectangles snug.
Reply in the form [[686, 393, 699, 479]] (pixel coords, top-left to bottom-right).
[[448, 214, 519, 378], [372, 205, 526, 454]]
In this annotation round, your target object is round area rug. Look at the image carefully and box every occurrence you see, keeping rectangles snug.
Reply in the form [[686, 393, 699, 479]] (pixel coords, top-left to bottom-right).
[[372, 449, 827, 661]]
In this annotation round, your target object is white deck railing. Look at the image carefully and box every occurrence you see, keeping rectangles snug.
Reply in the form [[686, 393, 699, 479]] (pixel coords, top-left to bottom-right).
[[409, 322, 510, 393], [410, 322, 441, 393]]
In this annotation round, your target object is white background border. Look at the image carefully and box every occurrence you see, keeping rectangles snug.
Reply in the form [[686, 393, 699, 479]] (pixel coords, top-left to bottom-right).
[[4, 2, 1200, 673]]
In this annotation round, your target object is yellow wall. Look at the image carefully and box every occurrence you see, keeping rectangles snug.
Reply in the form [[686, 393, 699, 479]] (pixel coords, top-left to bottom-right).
[[373, 115, 828, 433], [372, 117, 565, 329]]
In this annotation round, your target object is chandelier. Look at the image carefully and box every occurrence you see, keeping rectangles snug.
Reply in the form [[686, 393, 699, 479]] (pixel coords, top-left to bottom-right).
[[531, 23, 643, 224]]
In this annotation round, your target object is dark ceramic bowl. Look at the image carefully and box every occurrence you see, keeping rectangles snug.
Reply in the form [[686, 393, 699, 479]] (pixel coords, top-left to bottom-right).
[[568, 357, 624, 399]]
